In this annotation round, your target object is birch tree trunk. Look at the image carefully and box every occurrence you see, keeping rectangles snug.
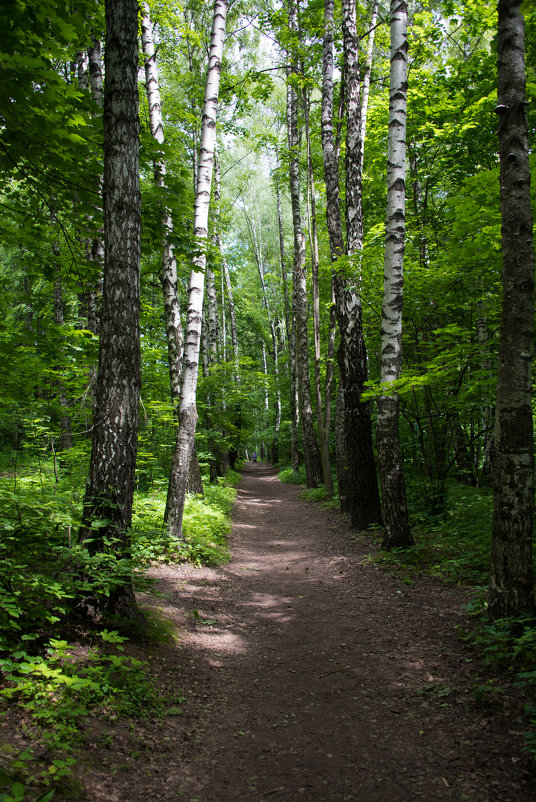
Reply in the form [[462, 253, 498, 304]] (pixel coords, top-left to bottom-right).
[[476, 302, 494, 484], [334, 0, 381, 527], [87, 39, 104, 334], [141, 3, 184, 407], [166, 0, 228, 539], [79, 0, 141, 619], [286, 2, 323, 488], [321, 0, 347, 505], [213, 152, 241, 470], [303, 86, 334, 496], [141, 3, 194, 517], [489, 0, 535, 620], [275, 173, 300, 473], [359, 0, 379, 175], [377, 0, 413, 549]]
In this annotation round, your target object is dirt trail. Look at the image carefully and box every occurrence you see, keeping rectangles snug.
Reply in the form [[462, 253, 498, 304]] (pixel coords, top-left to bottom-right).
[[83, 463, 533, 801]]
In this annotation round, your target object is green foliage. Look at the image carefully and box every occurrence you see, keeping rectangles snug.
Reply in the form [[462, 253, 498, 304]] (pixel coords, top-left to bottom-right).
[[465, 616, 536, 763], [131, 474, 237, 567], [0, 631, 171, 798], [362, 480, 494, 586], [278, 466, 307, 485]]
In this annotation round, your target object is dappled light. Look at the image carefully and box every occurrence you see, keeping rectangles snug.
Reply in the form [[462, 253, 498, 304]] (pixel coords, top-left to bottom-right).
[[1, 0, 535, 798], [128, 465, 533, 802]]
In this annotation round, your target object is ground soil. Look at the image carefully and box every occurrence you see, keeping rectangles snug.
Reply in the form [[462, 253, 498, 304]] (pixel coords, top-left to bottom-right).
[[80, 463, 534, 801]]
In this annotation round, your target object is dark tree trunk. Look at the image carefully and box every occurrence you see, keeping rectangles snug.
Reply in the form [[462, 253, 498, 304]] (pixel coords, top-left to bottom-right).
[[339, 0, 382, 529], [275, 173, 300, 473], [286, 6, 323, 489], [78, 0, 141, 620], [489, 0, 535, 620]]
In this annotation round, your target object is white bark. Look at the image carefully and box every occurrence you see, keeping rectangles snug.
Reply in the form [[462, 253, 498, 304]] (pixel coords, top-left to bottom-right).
[[166, 0, 228, 538], [377, 0, 412, 549], [359, 0, 379, 175]]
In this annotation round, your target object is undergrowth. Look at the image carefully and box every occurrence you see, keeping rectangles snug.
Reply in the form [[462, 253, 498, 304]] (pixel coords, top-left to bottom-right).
[[0, 629, 179, 800], [278, 467, 339, 508], [278, 466, 306, 484], [353, 481, 496, 586], [460, 615, 536, 764], [0, 452, 240, 799]]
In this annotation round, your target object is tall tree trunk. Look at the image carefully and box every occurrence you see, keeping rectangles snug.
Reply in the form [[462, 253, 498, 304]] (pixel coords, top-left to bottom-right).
[[204, 262, 223, 481], [359, 0, 379, 175], [476, 302, 494, 484], [303, 86, 334, 495], [165, 0, 228, 539], [141, 4, 193, 518], [321, 0, 347, 506], [489, 0, 535, 620], [286, 3, 323, 488], [79, 0, 141, 619], [223, 258, 239, 376], [87, 39, 104, 334], [377, 0, 413, 549], [275, 173, 300, 473], [341, 0, 381, 530], [141, 3, 183, 405]]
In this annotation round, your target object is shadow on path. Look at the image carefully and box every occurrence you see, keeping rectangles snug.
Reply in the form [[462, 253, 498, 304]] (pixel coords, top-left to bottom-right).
[[85, 463, 533, 802]]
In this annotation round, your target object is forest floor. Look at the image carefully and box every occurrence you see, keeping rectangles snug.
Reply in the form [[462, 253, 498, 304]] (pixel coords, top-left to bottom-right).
[[80, 463, 535, 801]]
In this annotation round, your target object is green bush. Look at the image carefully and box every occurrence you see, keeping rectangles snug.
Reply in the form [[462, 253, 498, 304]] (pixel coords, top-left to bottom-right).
[[467, 616, 536, 764], [278, 466, 306, 484], [363, 480, 494, 586], [0, 630, 171, 798], [131, 474, 237, 567]]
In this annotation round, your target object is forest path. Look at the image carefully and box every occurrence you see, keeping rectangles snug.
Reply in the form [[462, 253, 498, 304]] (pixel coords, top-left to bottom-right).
[[82, 464, 532, 801]]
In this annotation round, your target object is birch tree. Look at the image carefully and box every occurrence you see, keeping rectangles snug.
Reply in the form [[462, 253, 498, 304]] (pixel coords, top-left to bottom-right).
[[79, 0, 141, 618], [287, 0, 323, 488], [275, 171, 300, 474], [243, 205, 282, 462], [140, 3, 190, 519], [377, 0, 412, 549], [489, 0, 535, 619], [303, 85, 334, 496], [141, 2, 183, 410], [321, 0, 381, 527], [165, 0, 228, 539]]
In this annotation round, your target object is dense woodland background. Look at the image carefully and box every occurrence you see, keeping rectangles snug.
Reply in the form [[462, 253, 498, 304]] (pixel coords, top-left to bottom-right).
[[1, 0, 536, 796]]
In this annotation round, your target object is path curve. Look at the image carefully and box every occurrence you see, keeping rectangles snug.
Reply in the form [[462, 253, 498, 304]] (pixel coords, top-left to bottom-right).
[[83, 463, 533, 801]]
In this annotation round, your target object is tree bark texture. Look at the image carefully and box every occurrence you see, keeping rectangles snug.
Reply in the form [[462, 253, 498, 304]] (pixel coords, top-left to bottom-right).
[[141, 3, 184, 408], [141, 4, 193, 521], [339, 0, 382, 528], [476, 303, 494, 484], [286, 65, 323, 489], [276, 173, 300, 473], [489, 0, 535, 619], [166, 0, 228, 539], [303, 86, 334, 495], [79, 0, 141, 618], [377, 0, 412, 549], [248, 211, 282, 464], [359, 0, 379, 175]]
